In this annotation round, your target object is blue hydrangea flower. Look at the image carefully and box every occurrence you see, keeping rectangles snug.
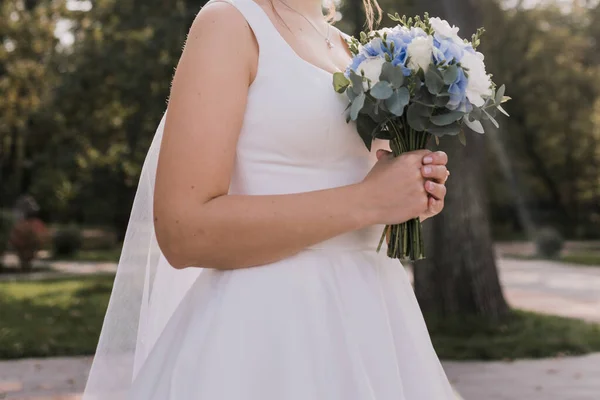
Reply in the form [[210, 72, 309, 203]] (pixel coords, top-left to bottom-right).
[[345, 53, 367, 78], [432, 36, 465, 65], [446, 67, 471, 112]]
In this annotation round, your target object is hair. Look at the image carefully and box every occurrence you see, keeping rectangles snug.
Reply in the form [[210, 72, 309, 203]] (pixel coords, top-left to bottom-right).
[[358, 0, 383, 31]]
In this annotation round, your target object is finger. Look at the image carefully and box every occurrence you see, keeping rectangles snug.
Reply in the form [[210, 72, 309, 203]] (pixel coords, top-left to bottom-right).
[[376, 149, 392, 161], [428, 197, 444, 215], [421, 165, 448, 182], [422, 151, 448, 165], [425, 181, 447, 200]]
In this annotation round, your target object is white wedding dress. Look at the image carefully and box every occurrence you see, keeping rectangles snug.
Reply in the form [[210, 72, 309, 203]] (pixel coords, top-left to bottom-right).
[[83, 0, 458, 398]]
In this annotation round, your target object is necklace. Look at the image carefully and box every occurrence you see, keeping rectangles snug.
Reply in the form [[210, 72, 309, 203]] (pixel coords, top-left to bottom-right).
[[277, 0, 334, 49]]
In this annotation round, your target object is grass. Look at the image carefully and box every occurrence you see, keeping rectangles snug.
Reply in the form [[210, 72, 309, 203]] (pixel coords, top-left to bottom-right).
[[2, 277, 600, 361], [505, 252, 600, 267], [0, 275, 113, 359], [561, 252, 600, 267], [427, 310, 600, 360]]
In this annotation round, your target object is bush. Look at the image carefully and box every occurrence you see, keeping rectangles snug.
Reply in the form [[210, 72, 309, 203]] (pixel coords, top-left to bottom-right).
[[535, 227, 564, 259], [8, 218, 49, 271], [0, 211, 14, 268], [53, 225, 83, 257]]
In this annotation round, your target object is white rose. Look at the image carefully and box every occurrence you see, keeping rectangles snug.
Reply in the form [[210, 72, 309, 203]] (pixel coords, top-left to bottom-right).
[[429, 17, 462, 44], [355, 57, 386, 90], [407, 35, 433, 73], [461, 50, 493, 107]]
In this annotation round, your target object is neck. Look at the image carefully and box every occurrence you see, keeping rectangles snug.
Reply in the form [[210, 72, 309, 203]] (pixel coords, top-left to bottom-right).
[[276, 0, 324, 20]]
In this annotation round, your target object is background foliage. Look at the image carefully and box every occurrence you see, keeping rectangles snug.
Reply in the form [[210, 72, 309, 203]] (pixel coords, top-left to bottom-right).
[[1, 0, 599, 241]]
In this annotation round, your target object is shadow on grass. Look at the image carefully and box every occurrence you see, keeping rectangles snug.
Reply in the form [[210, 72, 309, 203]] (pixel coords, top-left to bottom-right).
[[426, 309, 600, 361]]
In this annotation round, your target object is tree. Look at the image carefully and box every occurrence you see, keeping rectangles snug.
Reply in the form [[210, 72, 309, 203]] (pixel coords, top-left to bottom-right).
[[411, 0, 509, 319], [0, 0, 64, 207]]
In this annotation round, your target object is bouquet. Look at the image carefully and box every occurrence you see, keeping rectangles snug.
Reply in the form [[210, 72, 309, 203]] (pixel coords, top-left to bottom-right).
[[333, 13, 510, 262]]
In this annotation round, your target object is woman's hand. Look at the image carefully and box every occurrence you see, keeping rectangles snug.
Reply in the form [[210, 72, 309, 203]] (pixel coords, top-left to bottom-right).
[[362, 149, 431, 225], [362, 149, 448, 226], [420, 151, 449, 221]]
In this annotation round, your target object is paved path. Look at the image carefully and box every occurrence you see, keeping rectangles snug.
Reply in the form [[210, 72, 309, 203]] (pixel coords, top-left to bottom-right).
[[445, 353, 600, 400], [498, 258, 600, 323], [1, 257, 599, 400], [2, 354, 599, 400]]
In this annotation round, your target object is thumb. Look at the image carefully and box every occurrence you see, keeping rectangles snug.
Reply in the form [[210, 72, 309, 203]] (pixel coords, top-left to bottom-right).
[[376, 149, 392, 161]]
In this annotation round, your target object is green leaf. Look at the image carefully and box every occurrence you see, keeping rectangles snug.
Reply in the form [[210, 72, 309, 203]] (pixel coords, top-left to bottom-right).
[[356, 115, 377, 151], [427, 122, 461, 136], [370, 81, 394, 100], [380, 62, 404, 88], [434, 94, 450, 107], [501, 96, 511, 104], [385, 87, 410, 116], [349, 71, 364, 95], [414, 87, 435, 107], [458, 129, 467, 146], [346, 86, 357, 101], [333, 72, 350, 93], [350, 93, 366, 121], [483, 109, 499, 128], [495, 84, 506, 105], [464, 115, 485, 133], [497, 104, 510, 117], [425, 66, 444, 94], [407, 103, 428, 131], [443, 64, 459, 85], [430, 111, 465, 126]]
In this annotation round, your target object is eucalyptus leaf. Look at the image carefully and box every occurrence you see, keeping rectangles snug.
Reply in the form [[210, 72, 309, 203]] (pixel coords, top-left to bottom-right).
[[501, 96, 512, 103], [370, 81, 394, 100], [380, 62, 404, 88], [349, 71, 364, 95], [385, 87, 410, 116], [346, 86, 357, 101], [434, 94, 450, 107], [350, 93, 366, 121], [430, 111, 465, 126], [333, 72, 350, 93], [495, 84, 506, 105], [470, 107, 483, 120], [356, 115, 378, 151], [443, 64, 459, 85], [425, 66, 444, 95], [427, 122, 461, 136], [497, 104, 510, 117], [464, 116, 485, 133], [483, 109, 499, 128], [414, 87, 435, 107], [458, 129, 467, 146], [407, 103, 428, 131]]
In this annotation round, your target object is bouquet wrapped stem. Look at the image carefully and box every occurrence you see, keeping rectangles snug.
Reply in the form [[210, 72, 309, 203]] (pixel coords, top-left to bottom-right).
[[376, 116, 431, 261]]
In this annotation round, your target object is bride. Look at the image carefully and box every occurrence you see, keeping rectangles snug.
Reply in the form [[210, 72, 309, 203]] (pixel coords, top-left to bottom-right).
[[83, 0, 457, 398]]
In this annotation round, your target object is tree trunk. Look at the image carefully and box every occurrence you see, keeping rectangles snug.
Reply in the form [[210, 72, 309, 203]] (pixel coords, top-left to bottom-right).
[[412, 0, 509, 319]]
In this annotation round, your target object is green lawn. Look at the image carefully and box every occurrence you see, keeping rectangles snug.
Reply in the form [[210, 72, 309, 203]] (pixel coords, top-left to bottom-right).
[[2, 276, 600, 360], [505, 252, 600, 267], [0, 275, 113, 359], [427, 310, 600, 360]]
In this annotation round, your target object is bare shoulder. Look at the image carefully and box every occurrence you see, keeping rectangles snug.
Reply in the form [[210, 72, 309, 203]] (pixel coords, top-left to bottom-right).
[[187, 1, 256, 50]]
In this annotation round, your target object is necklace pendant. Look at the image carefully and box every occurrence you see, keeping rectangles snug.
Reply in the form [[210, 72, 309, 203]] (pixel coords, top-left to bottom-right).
[[325, 38, 334, 49]]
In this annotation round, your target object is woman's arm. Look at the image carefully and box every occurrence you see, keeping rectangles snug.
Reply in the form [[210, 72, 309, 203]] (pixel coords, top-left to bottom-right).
[[154, 3, 447, 270]]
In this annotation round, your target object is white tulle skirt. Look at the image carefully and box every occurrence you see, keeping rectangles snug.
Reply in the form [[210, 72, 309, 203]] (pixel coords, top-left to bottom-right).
[[127, 232, 456, 400]]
